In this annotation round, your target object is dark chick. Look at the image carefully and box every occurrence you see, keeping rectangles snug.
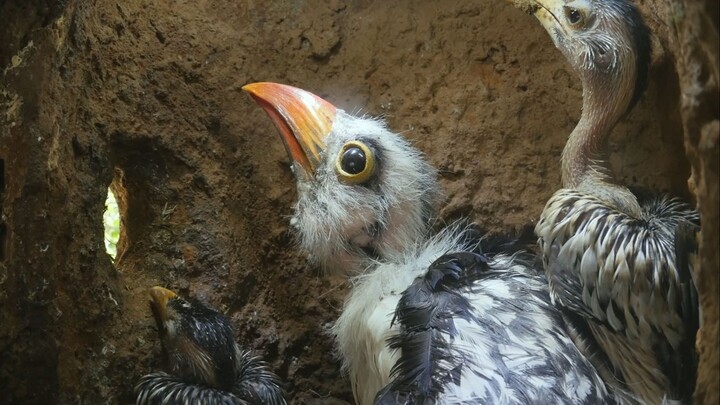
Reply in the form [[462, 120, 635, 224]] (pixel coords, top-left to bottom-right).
[[136, 286, 287, 405]]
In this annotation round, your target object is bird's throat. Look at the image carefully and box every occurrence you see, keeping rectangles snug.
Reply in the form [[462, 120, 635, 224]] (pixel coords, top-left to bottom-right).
[[561, 74, 645, 216], [561, 73, 634, 189]]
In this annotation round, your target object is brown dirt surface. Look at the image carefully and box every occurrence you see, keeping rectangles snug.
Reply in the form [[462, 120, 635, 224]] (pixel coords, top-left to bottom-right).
[[0, 0, 716, 404]]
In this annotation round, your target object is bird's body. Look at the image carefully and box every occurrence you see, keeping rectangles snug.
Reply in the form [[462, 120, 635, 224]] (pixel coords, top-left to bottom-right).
[[361, 228, 611, 405], [244, 82, 613, 404], [136, 287, 286, 405], [537, 189, 699, 403], [136, 349, 283, 405], [512, 0, 700, 402]]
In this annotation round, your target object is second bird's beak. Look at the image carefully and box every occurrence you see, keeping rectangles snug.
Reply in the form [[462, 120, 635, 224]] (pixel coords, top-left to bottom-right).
[[525, 0, 564, 35], [243, 82, 337, 178], [530, 0, 561, 32], [503, 0, 557, 30], [149, 286, 176, 323]]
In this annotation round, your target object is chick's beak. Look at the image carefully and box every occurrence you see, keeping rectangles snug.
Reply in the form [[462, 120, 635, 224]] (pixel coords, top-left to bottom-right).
[[503, 0, 558, 35], [149, 286, 176, 322], [243, 82, 337, 177], [533, 1, 561, 30]]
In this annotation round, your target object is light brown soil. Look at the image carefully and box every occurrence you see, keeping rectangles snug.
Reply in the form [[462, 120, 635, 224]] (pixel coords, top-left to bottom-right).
[[0, 0, 716, 404]]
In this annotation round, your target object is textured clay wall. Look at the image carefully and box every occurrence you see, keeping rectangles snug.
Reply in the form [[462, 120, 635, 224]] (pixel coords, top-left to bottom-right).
[[0, 0, 716, 403]]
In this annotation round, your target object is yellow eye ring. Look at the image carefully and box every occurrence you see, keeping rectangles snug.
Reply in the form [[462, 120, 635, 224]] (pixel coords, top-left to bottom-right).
[[335, 141, 376, 184]]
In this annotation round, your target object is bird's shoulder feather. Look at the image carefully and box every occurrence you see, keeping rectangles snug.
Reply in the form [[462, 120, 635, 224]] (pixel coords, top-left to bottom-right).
[[376, 232, 610, 404], [536, 188, 699, 402]]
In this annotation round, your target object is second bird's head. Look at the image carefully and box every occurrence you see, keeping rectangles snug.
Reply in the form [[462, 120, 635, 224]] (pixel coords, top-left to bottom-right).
[[148, 286, 238, 390], [243, 82, 442, 274], [525, 0, 651, 112]]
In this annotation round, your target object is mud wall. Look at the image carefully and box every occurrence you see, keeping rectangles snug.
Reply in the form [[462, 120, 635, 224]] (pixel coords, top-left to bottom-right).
[[0, 0, 716, 403], [668, 0, 719, 403]]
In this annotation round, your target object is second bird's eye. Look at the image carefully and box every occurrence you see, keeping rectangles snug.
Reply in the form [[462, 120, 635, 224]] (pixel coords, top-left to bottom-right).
[[565, 7, 583, 25], [341, 147, 366, 174]]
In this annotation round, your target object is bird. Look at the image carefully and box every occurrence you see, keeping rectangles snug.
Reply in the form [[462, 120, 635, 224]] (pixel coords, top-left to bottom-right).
[[243, 81, 614, 404], [512, 0, 700, 403], [135, 286, 287, 405]]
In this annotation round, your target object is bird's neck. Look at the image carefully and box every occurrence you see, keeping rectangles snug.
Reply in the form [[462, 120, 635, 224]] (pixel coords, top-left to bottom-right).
[[365, 209, 434, 267], [561, 70, 644, 215], [306, 203, 435, 277], [562, 67, 634, 187]]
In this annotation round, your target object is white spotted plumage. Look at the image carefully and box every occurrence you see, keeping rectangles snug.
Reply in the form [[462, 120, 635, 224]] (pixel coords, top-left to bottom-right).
[[334, 226, 611, 405]]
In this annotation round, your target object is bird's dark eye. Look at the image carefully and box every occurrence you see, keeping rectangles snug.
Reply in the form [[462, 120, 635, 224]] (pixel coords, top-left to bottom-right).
[[341, 147, 366, 174], [335, 140, 376, 184], [564, 7, 584, 26]]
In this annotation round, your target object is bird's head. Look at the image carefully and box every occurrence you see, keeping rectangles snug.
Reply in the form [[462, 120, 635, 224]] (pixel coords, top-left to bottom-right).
[[529, 0, 651, 113], [148, 286, 237, 390], [244, 82, 442, 275]]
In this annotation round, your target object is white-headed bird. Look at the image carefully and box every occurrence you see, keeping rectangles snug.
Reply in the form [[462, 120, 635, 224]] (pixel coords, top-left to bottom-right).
[[511, 0, 700, 403], [243, 82, 614, 404], [136, 286, 287, 405]]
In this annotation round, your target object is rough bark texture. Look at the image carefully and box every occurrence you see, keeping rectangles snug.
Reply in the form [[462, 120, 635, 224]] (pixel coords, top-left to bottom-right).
[[667, 0, 720, 403], [0, 0, 716, 404]]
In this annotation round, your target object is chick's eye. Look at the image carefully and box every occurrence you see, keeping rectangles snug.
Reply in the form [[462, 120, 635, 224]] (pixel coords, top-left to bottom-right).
[[565, 7, 583, 25], [335, 141, 376, 184], [341, 147, 366, 174]]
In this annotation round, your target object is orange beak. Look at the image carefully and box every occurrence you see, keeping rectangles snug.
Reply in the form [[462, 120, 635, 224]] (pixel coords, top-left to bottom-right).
[[242, 82, 337, 177]]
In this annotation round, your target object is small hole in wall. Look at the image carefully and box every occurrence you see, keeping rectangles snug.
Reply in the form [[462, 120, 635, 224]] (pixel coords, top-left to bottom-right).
[[103, 188, 120, 259], [103, 170, 127, 261]]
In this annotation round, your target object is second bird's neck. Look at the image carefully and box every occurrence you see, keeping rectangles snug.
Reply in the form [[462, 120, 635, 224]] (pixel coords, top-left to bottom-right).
[[561, 73, 643, 216]]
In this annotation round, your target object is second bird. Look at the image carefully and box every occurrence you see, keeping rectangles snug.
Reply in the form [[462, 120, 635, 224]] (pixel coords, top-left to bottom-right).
[[513, 0, 700, 403]]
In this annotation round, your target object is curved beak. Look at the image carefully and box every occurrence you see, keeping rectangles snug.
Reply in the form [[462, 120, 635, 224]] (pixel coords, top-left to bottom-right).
[[149, 286, 176, 323], [531, 0, 562, 33], [504, 0, 564, 47], [243, 82, 337, 178]]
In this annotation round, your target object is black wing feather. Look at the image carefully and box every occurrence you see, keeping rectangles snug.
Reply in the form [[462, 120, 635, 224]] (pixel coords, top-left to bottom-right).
[[375, 227, 535, 405]]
